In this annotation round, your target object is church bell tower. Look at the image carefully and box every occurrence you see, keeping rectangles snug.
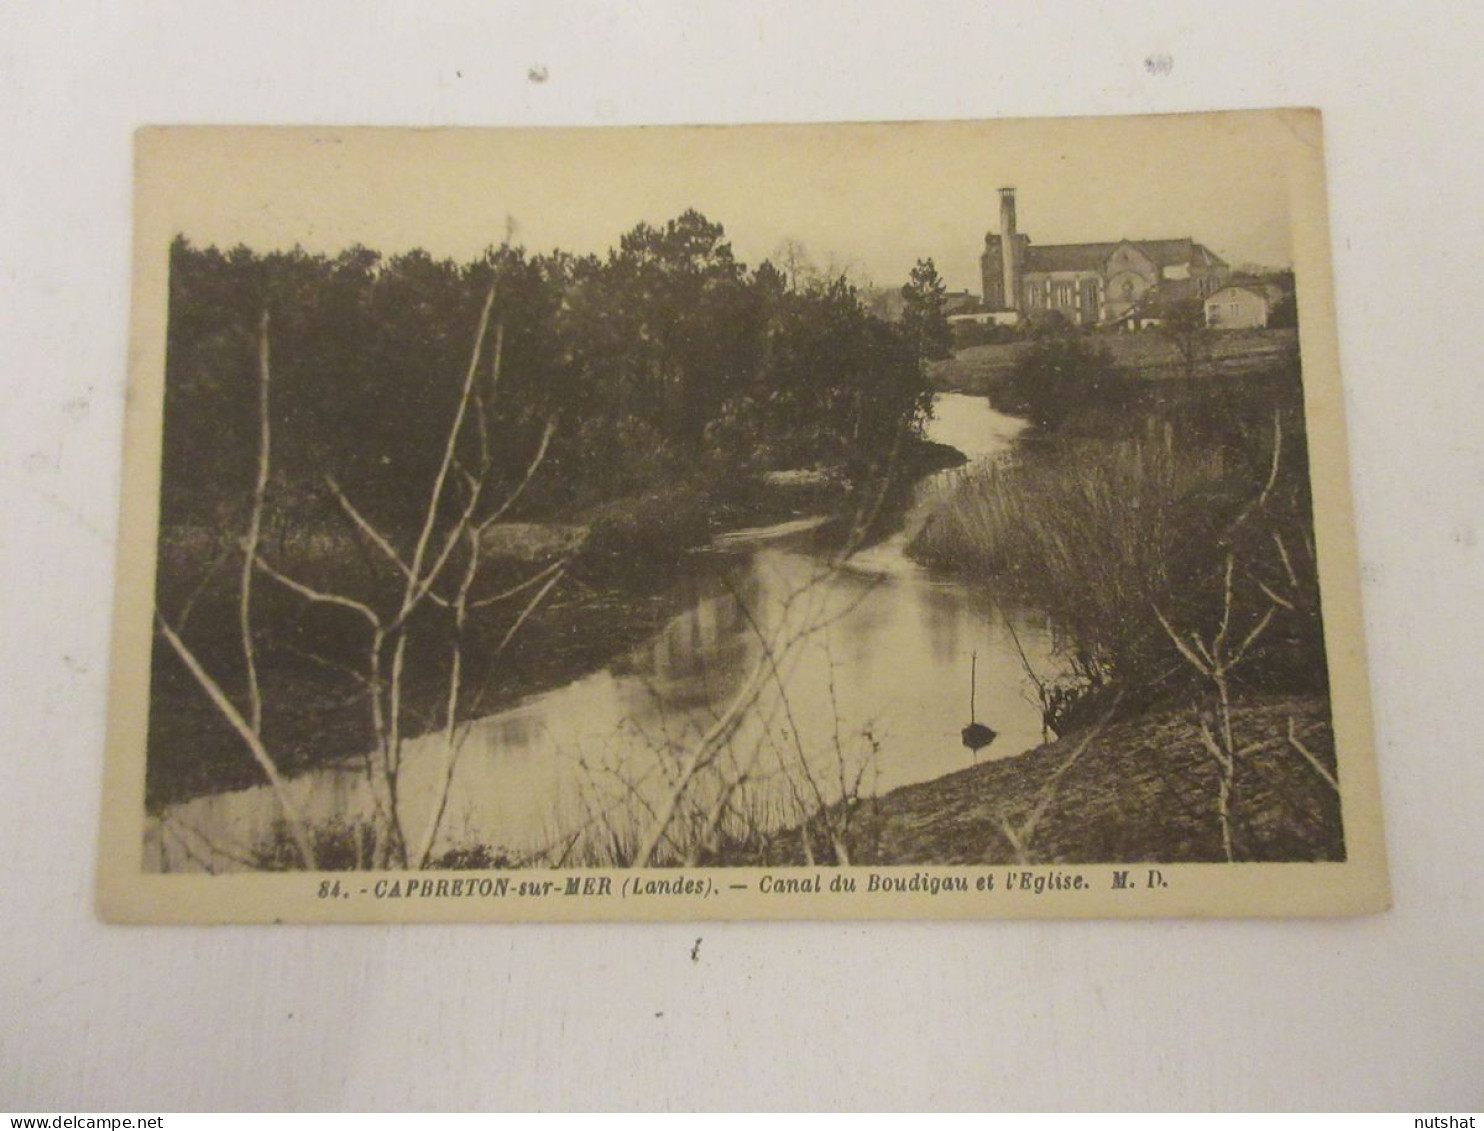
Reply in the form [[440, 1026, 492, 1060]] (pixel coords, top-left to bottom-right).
[[999, 187, 1020, 313]]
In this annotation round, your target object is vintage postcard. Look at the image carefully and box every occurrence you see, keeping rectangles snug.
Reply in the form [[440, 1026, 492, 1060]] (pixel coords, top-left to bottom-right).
[[98, 111, 1389, 922]]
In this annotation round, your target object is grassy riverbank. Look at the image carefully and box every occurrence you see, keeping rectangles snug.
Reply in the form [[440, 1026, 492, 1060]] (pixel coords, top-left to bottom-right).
[[930, 328, 1299, 396]]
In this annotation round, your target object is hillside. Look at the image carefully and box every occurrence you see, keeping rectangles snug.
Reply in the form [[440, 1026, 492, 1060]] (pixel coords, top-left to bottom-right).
[[931, 328, 1299, 394]]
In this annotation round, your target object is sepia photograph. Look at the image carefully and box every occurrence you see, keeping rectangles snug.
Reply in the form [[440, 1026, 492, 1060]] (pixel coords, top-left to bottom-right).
[[14, 2, 1483, 1111], [98, 112, 1388, 920]]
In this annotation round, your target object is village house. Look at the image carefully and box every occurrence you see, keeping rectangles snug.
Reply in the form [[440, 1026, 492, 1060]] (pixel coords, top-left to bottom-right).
[[1204, 282, 1283, 330], [941, 289, 978, 316]]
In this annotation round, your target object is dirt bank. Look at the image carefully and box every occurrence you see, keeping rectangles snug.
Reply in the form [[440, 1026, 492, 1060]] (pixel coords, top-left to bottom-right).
[[730, 695, 1343, 866]]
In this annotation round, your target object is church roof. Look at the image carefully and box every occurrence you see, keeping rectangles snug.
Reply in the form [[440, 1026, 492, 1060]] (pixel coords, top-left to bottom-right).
[[1022, 237, 1225, 274], [1144, 277, 1205, 304]]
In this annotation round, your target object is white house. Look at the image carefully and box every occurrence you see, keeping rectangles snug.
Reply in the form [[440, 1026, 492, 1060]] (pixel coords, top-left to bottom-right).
[[1204, 283, 1281, 330], [947, 304, 1020, 328]]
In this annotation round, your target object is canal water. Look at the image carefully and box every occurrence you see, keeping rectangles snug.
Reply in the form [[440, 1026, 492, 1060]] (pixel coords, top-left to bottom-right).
[[148, 394, 1066, 870]]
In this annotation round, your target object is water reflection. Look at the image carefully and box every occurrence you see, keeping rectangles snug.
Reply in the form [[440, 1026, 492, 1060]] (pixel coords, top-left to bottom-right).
[[148, 394, 1067, 871]]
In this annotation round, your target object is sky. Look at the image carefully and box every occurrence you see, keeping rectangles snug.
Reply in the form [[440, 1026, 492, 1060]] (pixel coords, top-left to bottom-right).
[[140, 111, 1304, 297]]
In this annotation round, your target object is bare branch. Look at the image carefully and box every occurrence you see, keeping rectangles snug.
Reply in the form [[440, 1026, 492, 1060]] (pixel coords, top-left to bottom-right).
[[469, 557, 567, 610], [1192, 633, 1216, 668], [1215, 553, 1235, 655], [1256, 579, 1296, 611], [161, 811, 284, 873], [412, 552, 479, 870], [387, 629, 409, 778], [475, 418, 558, 533], [632, 653, 773, 868], [490, 568, 566, 658], [280, 641, 370, 689], [1000, 695, 1124, 863], [1153, 603, 1212, 675], [414, 558, 567, 868], [1197, 719, 1232, 773], [1229, 604, 1278, 669], [240, 311, 273, 735], [1190, 713, 1238, 862], [323, 475, 422, 590], [175, 537, 237, 632], [156, 614, 317, 869], [1262, 410, 1284, 506], [1234, 410, 1284, 529], [997, 814, 1027, 864], [400, 286, 497, 616], [1272, 530, 1300, 590], [253, 554, 381, 628], [1287, 717, 1340, 793]]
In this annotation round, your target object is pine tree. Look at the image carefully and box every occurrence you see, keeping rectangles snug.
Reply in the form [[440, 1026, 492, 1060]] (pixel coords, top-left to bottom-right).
[[900, 257, 953, 363]]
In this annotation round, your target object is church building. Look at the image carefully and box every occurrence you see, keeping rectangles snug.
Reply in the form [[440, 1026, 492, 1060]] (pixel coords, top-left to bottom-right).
[[979, 188, 1230, 326]]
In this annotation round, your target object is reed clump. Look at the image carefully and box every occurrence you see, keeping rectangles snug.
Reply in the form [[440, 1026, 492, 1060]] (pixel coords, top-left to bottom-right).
[[907, 394, 1325, 718]]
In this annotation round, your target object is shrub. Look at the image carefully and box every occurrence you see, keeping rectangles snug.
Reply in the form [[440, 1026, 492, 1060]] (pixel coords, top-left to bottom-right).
[[995, 334, 1127, 429], [950, 320, 1017, 350]]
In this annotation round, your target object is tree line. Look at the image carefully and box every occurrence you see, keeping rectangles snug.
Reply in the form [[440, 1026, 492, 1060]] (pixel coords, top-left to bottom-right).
[[162, 211, 941, 539]]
